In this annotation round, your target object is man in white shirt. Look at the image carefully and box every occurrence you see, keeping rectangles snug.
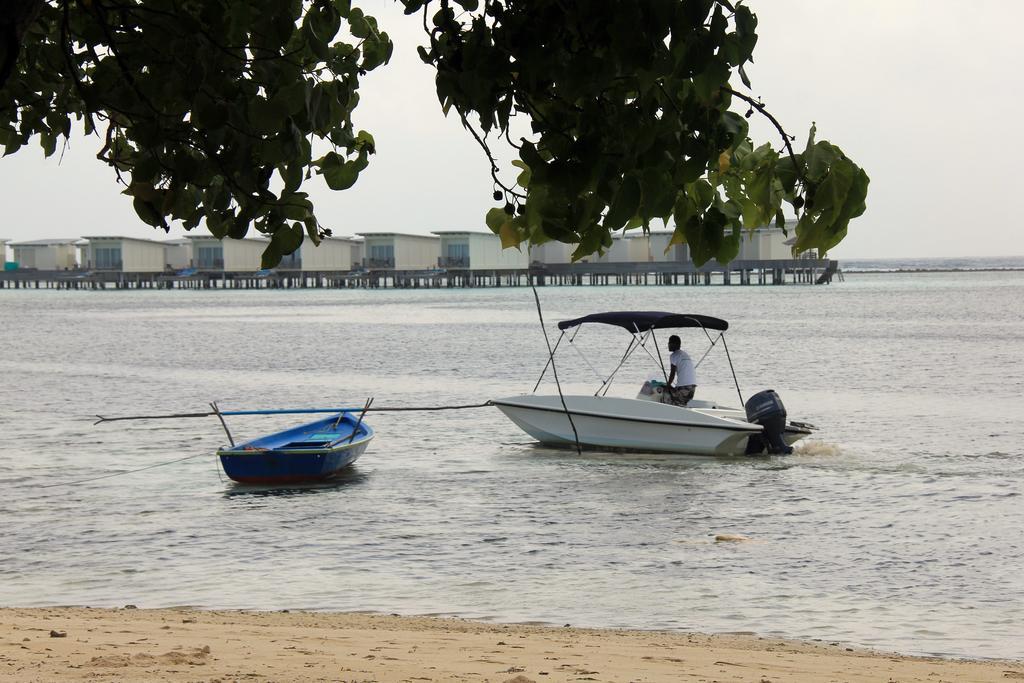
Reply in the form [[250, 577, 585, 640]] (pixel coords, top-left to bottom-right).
[[665, 334, 696, 405]]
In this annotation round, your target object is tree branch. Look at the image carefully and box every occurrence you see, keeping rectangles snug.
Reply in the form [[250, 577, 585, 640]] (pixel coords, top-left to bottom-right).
[[455, 105, 525, 201], [721, 86, 799, 170]]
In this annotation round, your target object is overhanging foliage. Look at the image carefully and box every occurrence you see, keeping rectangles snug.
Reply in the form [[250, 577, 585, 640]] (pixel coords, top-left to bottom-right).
[[411, 0, 868, 264], [0, 0, 867, 267], [1, 0, 391, 268]]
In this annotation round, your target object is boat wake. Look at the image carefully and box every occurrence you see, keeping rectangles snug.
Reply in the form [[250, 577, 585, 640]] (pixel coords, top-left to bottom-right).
[[792, 440, 843, 457]]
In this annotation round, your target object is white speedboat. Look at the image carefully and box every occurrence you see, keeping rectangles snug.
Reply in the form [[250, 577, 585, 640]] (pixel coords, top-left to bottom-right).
[[493, 311, 814, 456]]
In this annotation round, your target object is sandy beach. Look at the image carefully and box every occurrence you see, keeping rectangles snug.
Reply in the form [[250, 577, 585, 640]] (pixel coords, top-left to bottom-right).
[[1, 608, 1019, 682]]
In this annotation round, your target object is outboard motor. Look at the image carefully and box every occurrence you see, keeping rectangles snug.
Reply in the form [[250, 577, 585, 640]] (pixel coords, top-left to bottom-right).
[[744, 389, 793, 455]]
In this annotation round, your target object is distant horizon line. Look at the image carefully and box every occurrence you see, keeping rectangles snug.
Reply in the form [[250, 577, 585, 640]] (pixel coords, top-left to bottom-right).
[[836, 254, 1024, 261]]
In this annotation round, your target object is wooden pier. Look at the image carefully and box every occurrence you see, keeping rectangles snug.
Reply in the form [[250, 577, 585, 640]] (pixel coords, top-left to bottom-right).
[[0, 258, 839, 290]]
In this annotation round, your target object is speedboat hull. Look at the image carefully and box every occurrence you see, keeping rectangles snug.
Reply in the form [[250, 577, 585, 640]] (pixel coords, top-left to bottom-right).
[[217, 414, 374, 484], [493, 395, 811, 456]]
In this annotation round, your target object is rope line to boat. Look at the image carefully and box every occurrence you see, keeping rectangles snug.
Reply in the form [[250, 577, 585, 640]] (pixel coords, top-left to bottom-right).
[[531, 331, 565, 394], [530, 324, 585, 394], [38, 452, 211, 489], [529, 276, 582, 455], [93, 402, 497, 424], [54, 401, 496, 489]]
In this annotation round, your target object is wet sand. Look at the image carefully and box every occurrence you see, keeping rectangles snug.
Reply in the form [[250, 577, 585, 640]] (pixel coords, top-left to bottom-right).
[[1, 607, 1019, 682]]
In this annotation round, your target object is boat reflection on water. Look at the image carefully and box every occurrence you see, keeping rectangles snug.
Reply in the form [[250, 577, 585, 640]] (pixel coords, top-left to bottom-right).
[[222, 467, 370, 498]]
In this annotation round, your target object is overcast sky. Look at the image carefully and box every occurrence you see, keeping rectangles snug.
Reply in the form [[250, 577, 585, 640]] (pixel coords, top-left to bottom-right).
[[1, 1, 1020, 259]]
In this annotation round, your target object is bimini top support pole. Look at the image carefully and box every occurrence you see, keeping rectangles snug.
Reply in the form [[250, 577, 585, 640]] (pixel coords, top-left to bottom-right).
[[598, 329, 647, 397], [647, 326, 670, 386], [720, 334, 744, 407], [693, 331, 724, 369]]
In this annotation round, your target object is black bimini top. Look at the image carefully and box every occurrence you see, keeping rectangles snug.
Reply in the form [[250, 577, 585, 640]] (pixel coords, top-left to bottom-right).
[[556, 311, 728, 332]]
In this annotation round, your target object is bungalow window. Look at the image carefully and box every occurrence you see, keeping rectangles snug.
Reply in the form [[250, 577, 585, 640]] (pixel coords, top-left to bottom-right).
[[197, 246, 224, 269], [368, 245, 394, 266], [446, 243, 469, 261], [95, 246, 122, 269]]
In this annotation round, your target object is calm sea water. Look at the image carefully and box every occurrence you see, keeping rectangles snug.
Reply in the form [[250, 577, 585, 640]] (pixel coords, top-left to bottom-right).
[[1, 271, 1022, 659], [842, 254, 1024, 272]]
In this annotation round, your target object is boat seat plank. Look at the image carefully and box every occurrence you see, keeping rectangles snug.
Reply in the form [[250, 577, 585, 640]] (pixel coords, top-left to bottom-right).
[[279, 430, 358, 449]]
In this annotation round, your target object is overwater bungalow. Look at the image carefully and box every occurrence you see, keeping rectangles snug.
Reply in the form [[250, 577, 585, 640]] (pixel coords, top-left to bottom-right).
[[356, 232, 440, 270], [163, 238, 192, 271], [183, 235, 269, 271], [9, 238, 79, 270], [432, 230, 530, 270], [277, 236, 362, 272], [737, 220, 797, 260], [529, 241, 576, 265], [80, 236, 166, 273]]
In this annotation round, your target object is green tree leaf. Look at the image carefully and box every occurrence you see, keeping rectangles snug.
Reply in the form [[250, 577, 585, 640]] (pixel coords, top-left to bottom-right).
[[605, 174, 641, 230], [133, 198, 166, 229], [499, 221, 522, 249], [486, 207, 511, 233]]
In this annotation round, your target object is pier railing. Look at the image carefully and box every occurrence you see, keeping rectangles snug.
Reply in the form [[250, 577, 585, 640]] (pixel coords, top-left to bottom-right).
[[438, 256, 471, 268]]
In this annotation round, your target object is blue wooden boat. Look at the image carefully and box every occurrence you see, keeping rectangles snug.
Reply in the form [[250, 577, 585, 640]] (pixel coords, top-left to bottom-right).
[[216, 413, 374, 484]]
